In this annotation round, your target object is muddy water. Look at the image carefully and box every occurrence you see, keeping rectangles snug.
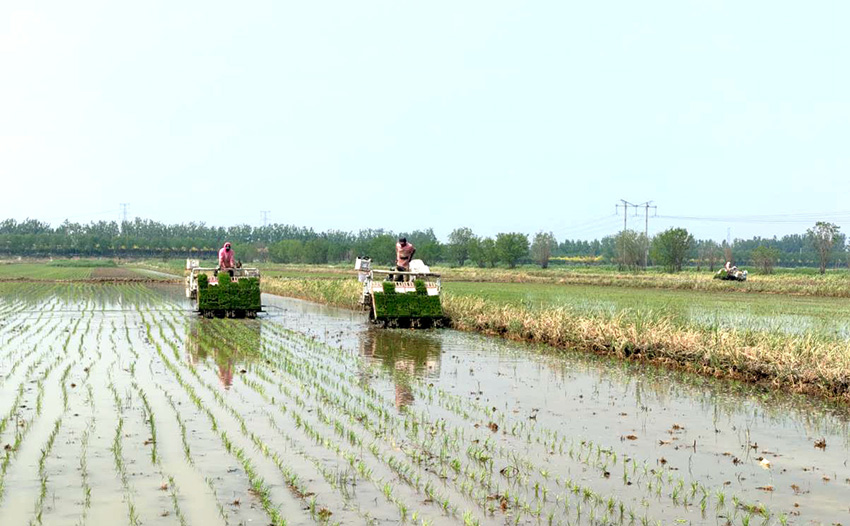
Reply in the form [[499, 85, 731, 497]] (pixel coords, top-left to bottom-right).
[[1, 284, 848, 526], [264, 294, 850, 525]]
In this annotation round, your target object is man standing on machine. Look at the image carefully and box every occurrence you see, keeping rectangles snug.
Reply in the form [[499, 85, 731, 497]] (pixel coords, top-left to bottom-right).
[[394, 237, 415, 281]]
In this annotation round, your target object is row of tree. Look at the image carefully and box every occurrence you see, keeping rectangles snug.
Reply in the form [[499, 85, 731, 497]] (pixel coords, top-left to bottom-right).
[[0, 218, 846, 273]]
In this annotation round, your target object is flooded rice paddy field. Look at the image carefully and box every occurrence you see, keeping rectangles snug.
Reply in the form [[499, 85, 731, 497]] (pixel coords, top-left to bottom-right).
[[0, 283, 848, 526]]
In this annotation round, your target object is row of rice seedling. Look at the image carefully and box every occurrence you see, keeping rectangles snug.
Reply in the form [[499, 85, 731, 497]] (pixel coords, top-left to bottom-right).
[[0, 293, 100, 524], [252, 321, 785, 525], [179, 314, 450, 524], [0, 282, 813, 525], [192, 318, 665, 524], [138, 308, 277, 526], [155, 314, 373, 524], [194, 320, 450, 524], [205, 324, 460, 524], [128, 309, 245, 525], [0, 283, 167, 525], [138, 308, 313, 526]]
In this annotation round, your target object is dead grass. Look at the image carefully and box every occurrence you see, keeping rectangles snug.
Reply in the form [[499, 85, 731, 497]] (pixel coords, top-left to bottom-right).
[[260, 276, 850, 402], [443, 294, 850, 402], [263, 277, 362, 310]]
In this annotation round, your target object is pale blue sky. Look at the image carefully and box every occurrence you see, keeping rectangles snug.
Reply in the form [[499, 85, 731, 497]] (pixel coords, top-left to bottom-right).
[[2, 1, 848, 242]]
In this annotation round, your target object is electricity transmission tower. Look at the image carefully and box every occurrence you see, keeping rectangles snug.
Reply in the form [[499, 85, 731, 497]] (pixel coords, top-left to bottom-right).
[[616, 200, 657, 268], [614, 200, 638, 269], [615, 200, 638, 232], [120, 203, 129, 232], [637, 201, 657, 268], [260, 211, 270, 227]]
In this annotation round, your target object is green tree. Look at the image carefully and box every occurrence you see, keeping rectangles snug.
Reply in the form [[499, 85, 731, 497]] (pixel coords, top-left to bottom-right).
[[402, 228, 443, 264], [807, 221, 840, 274], [613, 230, 648, 271], [230, 242, 261, 264], [447, 227, 476, 267], [696, 240, 723, 271], [303, 238, 329, 264], [750, 245, 779, 274], [467, 238, 485, 268], [530, 231, 557, 269], [269, 239, 304, 263], [651, 228, 693, 272], [495, 233, 529, 268], [480, 237, 499, 267], [366, 234, 398, 267]]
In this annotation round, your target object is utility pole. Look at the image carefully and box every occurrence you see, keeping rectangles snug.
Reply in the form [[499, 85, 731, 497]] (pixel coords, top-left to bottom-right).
[[260, 211, 270, 227], [637, 201, 657, 268], [616, 200, 637, 231], [615, 200, 638, 269]]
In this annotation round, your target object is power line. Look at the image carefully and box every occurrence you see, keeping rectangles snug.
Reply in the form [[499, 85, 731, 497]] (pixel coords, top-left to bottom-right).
[[657, 210, 850, 224], [552, 214, 618, 237]]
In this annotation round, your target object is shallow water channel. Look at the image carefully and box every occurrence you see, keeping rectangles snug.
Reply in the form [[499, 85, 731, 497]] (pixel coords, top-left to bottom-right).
[[0, 283, 847, 526]]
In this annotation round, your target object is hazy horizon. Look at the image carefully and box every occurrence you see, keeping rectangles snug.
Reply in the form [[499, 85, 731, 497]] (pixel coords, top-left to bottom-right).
[[3, 2, 848, 242]]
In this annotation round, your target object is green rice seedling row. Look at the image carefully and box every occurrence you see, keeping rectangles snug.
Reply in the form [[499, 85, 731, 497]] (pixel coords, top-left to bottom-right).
[[0, 282, 847, 525]]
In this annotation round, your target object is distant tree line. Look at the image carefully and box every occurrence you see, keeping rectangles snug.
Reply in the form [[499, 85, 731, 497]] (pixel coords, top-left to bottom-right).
[[0, 217, 847, 273]]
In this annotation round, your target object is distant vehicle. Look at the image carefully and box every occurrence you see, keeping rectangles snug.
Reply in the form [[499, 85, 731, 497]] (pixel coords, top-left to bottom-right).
[[714, 267, 748, 281]]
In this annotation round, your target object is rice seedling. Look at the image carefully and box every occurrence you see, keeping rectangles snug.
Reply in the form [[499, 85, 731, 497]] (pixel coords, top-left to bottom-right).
[[29, 417, 63, 526], [0, 281, 838, 525]]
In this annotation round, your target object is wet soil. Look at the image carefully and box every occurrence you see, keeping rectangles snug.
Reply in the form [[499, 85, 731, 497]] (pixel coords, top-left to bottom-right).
[[0, 284, 848, 526]]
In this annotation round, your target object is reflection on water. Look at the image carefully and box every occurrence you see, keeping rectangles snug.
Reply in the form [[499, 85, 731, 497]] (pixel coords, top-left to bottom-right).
[[359, 329, 442, 409], [258, 294, 850, 522], [186, 317, 262, 388]]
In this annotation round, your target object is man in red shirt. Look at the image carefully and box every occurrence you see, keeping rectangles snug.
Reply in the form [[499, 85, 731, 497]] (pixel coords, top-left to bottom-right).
[[218, 242, 235, 275], [394, 237, 415, 281]]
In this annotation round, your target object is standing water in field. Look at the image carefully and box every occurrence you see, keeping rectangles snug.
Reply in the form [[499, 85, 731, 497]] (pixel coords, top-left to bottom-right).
[[0, 283, 848, 526], [265, 293, 850, 525]]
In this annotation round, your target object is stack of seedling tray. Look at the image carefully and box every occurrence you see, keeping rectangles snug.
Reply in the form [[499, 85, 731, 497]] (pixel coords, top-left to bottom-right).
[[371, 279, 443, 326], [196, 273, 261, 318]]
